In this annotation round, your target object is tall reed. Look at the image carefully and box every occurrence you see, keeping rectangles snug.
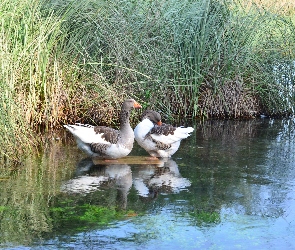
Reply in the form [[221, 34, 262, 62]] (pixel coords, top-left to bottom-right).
[[54, 0, 295, 118], [0, 0, 78, 160], [0, 0, 42, 161]]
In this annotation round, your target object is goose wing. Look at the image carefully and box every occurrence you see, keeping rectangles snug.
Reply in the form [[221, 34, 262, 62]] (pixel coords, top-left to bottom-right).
[[64, 123, 119, 145], [149, 124, 194, 144]]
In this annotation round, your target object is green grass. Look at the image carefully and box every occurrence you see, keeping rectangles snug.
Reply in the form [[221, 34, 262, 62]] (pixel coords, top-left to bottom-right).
[[1, 0, 295, 161], [50, 0, 295, 118], [0, 0, 126, 161]]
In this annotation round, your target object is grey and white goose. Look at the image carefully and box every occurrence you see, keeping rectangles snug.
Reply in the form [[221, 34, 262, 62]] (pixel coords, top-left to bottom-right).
[[134, 109, 194, 158], [64, 99, 142, 159]]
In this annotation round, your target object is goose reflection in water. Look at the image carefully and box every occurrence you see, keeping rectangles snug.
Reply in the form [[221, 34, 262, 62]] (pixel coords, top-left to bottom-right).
[[61, 158, 191, 206], [61, 160, 132, 209], [133, 159, 191, 198]]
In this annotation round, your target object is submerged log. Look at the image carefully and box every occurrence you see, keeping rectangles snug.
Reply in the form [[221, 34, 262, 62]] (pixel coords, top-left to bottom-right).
[[92, 156, 162, 165]]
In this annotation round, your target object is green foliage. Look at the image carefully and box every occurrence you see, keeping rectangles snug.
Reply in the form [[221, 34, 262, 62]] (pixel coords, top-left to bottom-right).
[[48, 0, 295, 118], [50, 204, 134, 228], [80, 204, 121, 224], [0, 0, 124, 161], [0, 0, 59, 160], [189, 210, 221, 225], [0, 206, 8, 212]]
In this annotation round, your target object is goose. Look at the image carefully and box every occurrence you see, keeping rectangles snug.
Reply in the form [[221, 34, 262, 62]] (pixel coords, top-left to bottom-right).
[[64, 99, 141, 159], [134, 109, 194, 158]]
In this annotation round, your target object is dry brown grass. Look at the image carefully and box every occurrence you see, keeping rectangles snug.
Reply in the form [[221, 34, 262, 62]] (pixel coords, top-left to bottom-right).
[[198, 77, 260, 119], [237, 0, 295, 15], [158, 77, 260, 120]]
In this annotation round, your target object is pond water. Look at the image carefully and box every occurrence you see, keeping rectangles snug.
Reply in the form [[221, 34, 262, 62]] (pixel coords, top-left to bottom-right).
[[1, 119, 295, 249]]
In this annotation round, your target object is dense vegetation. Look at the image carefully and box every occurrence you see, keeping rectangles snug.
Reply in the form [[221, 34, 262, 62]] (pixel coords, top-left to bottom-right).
[[0, 0, 295, 161]]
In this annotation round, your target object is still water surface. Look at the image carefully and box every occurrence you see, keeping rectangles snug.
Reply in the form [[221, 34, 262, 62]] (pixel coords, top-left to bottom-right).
[[1, 119, 295, 249]]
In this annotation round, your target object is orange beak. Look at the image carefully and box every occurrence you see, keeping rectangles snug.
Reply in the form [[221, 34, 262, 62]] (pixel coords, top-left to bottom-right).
[[133, 101, 142, 109], [157, 121, 162, 126]]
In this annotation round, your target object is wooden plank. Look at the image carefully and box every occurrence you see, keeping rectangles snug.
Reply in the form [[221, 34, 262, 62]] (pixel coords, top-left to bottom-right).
[[92, 156, 162, 165]]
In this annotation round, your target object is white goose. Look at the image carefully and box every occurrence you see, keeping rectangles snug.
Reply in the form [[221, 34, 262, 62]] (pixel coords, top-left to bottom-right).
[[134, 109, 194, 158], [64, 99, 141, 159]]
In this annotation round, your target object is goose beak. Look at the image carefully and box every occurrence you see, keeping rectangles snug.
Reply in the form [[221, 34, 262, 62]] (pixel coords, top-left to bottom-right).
[[133, 101, 142, 109], [157, 121, 162, 126]]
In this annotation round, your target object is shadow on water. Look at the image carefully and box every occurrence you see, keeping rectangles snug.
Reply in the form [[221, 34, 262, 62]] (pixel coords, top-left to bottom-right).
[[1, 118, 295, 249]]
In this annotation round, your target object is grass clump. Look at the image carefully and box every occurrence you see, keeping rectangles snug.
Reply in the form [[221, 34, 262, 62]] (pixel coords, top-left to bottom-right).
[[0, 0, 126, 161], [51, 0, 295, 119]]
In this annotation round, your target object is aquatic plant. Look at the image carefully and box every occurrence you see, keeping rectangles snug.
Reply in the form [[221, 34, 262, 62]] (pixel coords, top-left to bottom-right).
[[189, 210, 221, 225]]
